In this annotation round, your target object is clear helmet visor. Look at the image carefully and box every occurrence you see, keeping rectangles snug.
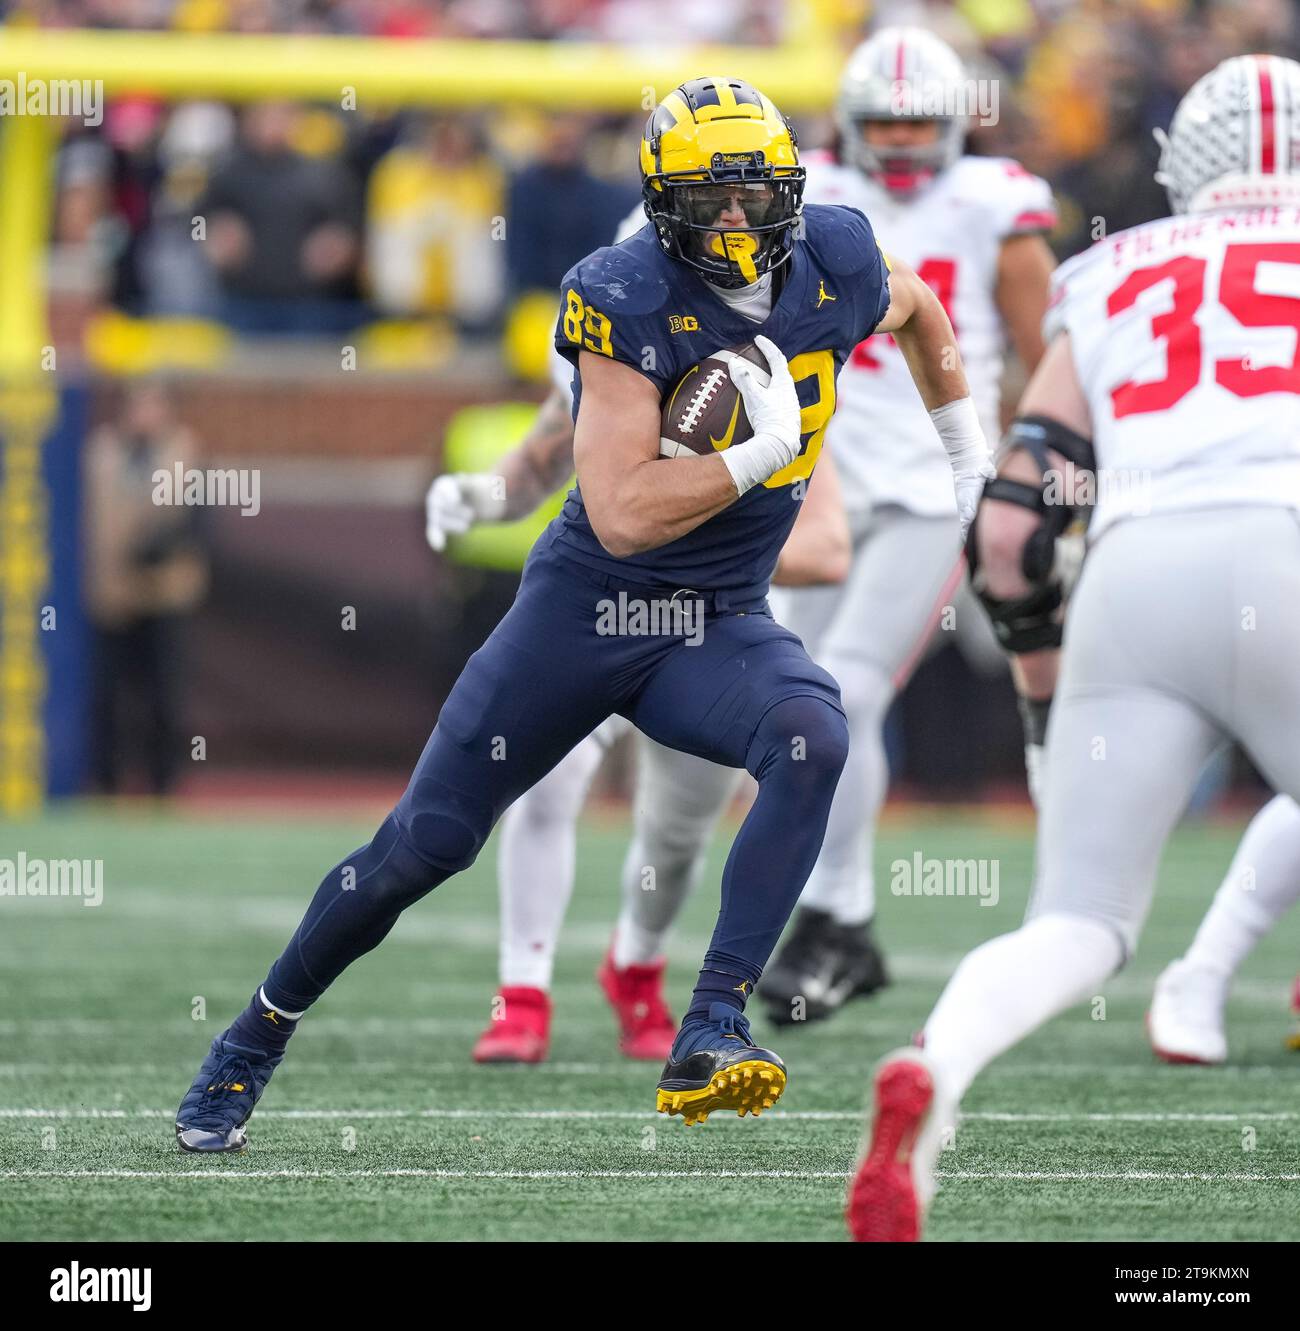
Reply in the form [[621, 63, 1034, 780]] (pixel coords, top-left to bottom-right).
[[677, 181, 784, 228], [656, 175, 801, 285]]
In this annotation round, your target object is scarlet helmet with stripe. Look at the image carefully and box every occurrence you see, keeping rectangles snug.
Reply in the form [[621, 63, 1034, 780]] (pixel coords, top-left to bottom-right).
[[1156, 54, 1300, 214], [836, 27, 967, 196]]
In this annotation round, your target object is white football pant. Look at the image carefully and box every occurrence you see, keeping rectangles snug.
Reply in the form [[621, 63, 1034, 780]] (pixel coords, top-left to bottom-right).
[[769, 505, 961, 924], [496, 719, 622, 989], [1182, 793, 1300, 978], [925, 505, 1300, 1099]]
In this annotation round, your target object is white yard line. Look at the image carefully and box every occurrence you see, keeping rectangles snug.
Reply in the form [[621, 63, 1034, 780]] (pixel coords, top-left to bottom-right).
[[3, 1106, 1299, 1122], [3, 1168, 841, 1181], [938, 1170, 1300, 1182]]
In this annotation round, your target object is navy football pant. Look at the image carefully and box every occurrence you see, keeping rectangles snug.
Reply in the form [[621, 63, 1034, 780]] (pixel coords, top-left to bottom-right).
[[263, 552, 848, 1017]]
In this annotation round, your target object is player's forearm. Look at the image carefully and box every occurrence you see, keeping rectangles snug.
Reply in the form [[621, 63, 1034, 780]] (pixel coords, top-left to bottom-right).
[[883, 275, 990, 527], [576, 338, 803, 557], [593, 454, 738, 557], [496, 393, 576, 519], [490, 452, 549, 520], [893, 287, 971, 412]]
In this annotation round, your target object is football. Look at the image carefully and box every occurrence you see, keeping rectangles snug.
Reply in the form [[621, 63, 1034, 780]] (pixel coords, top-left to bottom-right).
[[659, 342, 770, 459]]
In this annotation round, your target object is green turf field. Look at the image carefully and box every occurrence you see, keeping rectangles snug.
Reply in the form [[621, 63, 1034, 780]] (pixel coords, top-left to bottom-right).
[[2, 804, 1298, 1242]]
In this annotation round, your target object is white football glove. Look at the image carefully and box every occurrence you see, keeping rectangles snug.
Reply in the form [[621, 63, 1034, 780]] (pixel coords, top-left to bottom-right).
[[730, 335, 801, 449], [722, 335, 804, 495], [425, 473, 508, 552], [953, 459, 997, 537], [928, 397, 994, 537]]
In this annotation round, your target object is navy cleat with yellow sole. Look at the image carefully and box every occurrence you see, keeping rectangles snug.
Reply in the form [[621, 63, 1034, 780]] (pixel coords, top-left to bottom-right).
[[656, 1002, 786, 1125], [175, 1035, 280, 1153]]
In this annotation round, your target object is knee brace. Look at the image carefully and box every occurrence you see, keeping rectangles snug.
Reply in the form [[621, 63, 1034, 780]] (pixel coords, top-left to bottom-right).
[[966, 414, 1095, 653]]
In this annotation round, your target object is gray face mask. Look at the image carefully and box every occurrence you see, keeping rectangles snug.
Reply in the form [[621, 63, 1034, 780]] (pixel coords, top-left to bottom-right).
[[839, 117, 964, 197]]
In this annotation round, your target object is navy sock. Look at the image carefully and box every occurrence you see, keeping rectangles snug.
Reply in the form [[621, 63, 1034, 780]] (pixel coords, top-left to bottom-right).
[[685, 952, 760, 1023], [685, 697, 849, 1025], [225, 988, 300, 1060]]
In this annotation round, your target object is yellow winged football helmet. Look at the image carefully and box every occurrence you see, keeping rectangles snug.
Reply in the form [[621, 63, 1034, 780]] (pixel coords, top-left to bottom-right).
[[640, 77, 805, 288]]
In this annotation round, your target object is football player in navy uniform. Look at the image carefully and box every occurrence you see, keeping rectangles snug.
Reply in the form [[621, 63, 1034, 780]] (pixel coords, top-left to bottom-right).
[[175, 77, 994, 1147]]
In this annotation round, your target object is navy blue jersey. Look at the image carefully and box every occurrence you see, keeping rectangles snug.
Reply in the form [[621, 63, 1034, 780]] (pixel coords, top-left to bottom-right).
[[543, 203, 891, 592]]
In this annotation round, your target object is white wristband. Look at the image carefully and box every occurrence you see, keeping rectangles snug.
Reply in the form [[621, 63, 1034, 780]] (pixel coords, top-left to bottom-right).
[[720, 432, 801, 496], [928, 397, 990, 472]]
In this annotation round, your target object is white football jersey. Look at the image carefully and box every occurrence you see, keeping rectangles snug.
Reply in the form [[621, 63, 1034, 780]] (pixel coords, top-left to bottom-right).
[[805, 151, 1055, 516], [1047, 206, 1300, 537]]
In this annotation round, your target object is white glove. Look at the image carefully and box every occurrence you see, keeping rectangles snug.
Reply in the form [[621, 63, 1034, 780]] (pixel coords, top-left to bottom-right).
[[722, 334, 804, 496], [928, 397, 994, 536], [425, 473, 508, 552], [953, 459, 997, 536]]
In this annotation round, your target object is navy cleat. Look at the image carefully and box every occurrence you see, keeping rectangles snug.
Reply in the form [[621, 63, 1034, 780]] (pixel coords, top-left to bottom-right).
[[655, 1002, 786, 1125], [175, 1035, 280, 1153]]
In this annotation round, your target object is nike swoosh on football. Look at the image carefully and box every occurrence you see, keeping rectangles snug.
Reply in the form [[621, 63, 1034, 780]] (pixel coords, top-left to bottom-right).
[[709, 395, 742, 451]]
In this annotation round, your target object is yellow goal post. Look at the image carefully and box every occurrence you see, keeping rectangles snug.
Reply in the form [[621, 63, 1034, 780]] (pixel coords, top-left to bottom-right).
[[0, 7, 851, 812]]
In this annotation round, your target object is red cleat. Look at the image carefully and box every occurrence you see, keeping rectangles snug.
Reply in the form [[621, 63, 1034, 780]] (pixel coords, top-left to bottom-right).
[[847, 1053, 937, 1243], [597, 950, 677, 1061], [471, 986, 551, 1063]]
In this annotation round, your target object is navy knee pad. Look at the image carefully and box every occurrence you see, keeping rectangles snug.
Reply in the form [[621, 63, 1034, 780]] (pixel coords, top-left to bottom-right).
[[749, 695, 850, 782], [346, 814, 447, 915], [400, 811, 483, 879], [394, 771, 496, 878]]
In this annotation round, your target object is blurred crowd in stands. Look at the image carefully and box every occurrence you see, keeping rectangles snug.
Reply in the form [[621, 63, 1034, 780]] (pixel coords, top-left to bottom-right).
[[24, 0, 1291, 794], [14, 0, 1300, 344], [50, 87, 642, 337]]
